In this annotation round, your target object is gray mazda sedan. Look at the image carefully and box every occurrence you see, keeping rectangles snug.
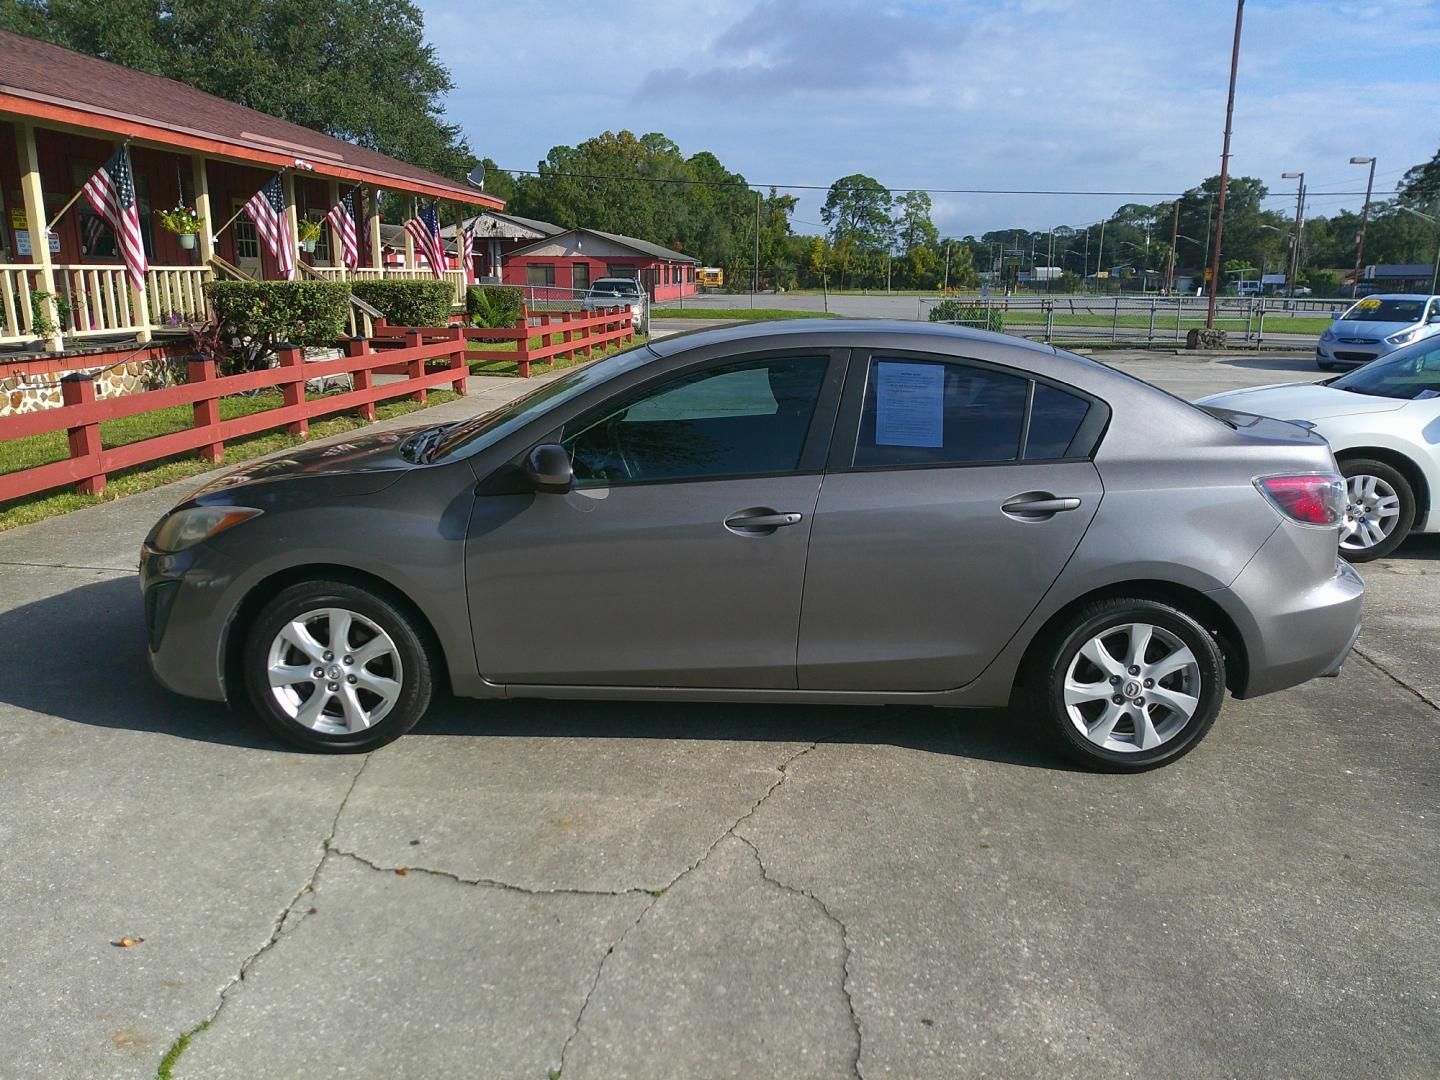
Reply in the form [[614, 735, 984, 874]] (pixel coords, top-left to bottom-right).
[[141, 321, 1363, 771]]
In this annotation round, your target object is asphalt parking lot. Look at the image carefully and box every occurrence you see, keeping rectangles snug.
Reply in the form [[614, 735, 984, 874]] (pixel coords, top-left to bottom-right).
[[2, 350, 1436, 1079]]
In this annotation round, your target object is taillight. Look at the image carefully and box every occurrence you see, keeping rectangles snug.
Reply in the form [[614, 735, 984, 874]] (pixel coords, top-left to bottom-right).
[[1254, 474, 1345, 526]]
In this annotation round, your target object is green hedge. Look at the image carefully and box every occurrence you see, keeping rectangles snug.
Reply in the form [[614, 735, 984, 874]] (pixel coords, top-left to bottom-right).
[[350, 280, 455, 327], [928, 298, 1004, 334], [466, 285, 525, 328], [204, 279, 351, 348]]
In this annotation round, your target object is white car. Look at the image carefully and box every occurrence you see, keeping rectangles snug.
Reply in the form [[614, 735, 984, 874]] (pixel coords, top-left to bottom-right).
[[581, 277, 648, 333], [1198, 335, 1440, 561]]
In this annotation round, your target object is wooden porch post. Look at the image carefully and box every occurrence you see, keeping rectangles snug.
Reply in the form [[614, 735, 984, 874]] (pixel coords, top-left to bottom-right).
[[282, 171, 300, 278], [403, 195, 415, 275], [191, 155, 216, 266], [368, 188, 383, 271], [326, 179, 344, 279], [15, 121, 63, 351]]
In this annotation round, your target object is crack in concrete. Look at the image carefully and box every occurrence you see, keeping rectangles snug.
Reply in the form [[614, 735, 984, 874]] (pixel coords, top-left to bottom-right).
[[1353, 647, 1438, 711], [0, 559, 134, 573], [734, 833, 864, 1080], [553, 718, 878, 1078], [327, 847, 653, 899], [152, 753, 372, 1079]]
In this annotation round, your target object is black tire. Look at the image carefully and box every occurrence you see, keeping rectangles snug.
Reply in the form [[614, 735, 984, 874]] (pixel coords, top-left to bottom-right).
[[244, 580, 435, 752], [1028, 598, 1226, 773], [1337, 457, 1414, 563]]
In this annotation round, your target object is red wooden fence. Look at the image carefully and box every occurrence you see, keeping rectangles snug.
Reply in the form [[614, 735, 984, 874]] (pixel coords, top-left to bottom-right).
[[0, 328, 467, 503], [449, 305, 635, 378]]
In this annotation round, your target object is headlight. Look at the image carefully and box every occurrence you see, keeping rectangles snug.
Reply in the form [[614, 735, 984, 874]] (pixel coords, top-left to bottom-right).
[[1320, 326, 1335, 341], [150, 506, 262, 553], [1386, 327, 1419, 345]]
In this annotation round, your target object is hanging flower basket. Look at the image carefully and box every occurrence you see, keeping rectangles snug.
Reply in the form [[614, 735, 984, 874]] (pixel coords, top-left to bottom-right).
[[156, 205, 203, 247], [296, 219, 323, 255], [177, 232, 197, 250]]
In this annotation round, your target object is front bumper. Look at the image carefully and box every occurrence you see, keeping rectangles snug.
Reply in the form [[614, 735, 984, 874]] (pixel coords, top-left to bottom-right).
[[139, 541, 241, 702]]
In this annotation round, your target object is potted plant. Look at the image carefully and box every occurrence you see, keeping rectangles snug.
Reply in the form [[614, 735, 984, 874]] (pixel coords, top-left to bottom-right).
[[296, 219, 323, 254], [156, 204, 204, 250]]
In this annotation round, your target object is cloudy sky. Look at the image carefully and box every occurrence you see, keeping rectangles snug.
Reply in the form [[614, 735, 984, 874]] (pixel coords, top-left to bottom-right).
[[417, 0, 1440, 237]]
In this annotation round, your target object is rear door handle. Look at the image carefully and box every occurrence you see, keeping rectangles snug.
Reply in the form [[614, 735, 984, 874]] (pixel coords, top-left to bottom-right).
[[1001, 494, 1082, 519], [724, 509, 804, 534]]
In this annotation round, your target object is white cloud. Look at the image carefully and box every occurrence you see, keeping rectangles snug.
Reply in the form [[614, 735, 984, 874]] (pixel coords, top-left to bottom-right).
[[417, 0, 1440, 235]]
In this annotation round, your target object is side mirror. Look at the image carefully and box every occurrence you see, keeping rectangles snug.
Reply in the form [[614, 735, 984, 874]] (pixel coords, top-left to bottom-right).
[[520, 443, 573, 493], [1331, 311, 1343, 320]]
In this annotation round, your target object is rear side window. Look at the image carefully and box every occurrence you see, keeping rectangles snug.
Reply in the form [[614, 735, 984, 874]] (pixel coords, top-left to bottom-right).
[[1025, 382, 1091, 458], [851, 356, 1097, 468]]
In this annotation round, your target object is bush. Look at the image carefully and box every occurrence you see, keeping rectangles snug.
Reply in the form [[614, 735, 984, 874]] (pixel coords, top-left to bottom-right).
[[204, 279, 351, 371], [350, 280, 455, 327], [928, 298, 1004, 333], [466, 285, 525, 328]]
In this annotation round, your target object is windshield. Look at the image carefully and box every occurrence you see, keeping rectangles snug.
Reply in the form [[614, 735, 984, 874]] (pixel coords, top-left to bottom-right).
[[431, 343, 656, 459], [1330, 337, 1440, 399], [591, 281, 639, 296], [1341, 297, 1428, 323]]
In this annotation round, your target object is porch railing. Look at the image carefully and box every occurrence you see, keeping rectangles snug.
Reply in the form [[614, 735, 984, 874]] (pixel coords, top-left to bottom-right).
[[146, 266, 211, 325], [0, 264, 47, 345]]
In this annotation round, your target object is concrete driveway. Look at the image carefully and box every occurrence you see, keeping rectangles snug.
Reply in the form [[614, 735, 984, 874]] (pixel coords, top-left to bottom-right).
[[1, 353, 1436, 1079]]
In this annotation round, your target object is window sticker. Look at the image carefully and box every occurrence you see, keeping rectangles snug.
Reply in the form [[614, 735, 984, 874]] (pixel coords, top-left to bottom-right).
[[874, 362, 944, 447], [1356, 298, 1381, 309]]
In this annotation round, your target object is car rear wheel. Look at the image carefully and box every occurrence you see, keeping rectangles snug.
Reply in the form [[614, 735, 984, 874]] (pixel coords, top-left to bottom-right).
[[1029, 599, 1225, 772], [244, 581, 435, 752], [1336, 458, 1413, 562]]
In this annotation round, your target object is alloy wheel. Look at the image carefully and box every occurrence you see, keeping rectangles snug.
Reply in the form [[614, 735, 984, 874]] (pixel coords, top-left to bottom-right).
[[265, 607, 403, 734], [1339, 473, 1401, 553], [1063, 622, 1202, 753]]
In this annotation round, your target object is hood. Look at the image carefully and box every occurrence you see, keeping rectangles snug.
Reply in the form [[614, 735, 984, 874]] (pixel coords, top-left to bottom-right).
[[1326, 319, 1413, 340], [188, 423, 442, 501], [1196, 381, 1408, 420]]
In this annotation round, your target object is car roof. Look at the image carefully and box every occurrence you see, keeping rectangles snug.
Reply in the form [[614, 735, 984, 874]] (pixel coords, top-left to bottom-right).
[[593, 278, 639, 285], [646, 317, 1061, 358]]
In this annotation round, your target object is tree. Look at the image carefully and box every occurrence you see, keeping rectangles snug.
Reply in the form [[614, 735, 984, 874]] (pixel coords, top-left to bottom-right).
[[1400, 149, 1440, 209], [1, 0, 476, 179], [821, 174, 893, 287]]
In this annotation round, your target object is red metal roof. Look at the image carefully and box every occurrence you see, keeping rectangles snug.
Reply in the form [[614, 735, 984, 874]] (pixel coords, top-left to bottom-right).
[[0, 29, 501, 207]]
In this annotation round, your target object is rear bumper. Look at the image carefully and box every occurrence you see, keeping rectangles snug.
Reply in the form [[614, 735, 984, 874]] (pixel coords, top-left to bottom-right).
[[1214, 537, 1364, 698]]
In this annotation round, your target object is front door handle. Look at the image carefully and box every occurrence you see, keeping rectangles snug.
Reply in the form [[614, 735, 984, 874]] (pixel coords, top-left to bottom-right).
[[1001, 493, 1082, 519], [724, 508, 804, 535]]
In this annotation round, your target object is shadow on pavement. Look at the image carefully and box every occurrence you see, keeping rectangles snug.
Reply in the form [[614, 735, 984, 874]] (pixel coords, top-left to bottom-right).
[[0, 576, 1076, 771], [1215, 355, 1318, 372]]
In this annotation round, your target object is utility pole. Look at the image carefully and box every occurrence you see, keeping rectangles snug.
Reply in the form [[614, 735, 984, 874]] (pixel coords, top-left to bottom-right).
[[942, 240, 952, 292], [1207, 0, 1245, 329], [752, 189, 760, 306], [1096, 217, 1106, 291], [1082, 227, 1091, 290], [1281, 171, 1305, 298], [1349, 156, 1376, 298], [1167, 200, 1180, 294]]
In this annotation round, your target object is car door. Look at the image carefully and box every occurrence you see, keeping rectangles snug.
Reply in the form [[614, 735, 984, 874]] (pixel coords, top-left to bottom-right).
[[797, 350, 1106, 692], [466, 349, 846, 688]]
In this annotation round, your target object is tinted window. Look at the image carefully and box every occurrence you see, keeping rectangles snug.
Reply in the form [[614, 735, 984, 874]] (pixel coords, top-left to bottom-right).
[[854, 358, 1027, 468], [565, 356, 828, 485], [1025, 382, 1091, 458]]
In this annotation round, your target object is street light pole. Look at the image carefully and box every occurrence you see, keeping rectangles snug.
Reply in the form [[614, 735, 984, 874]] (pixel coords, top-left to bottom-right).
[[1207, 0, 1245, 329], [1395, 205, 1440, 293], [1349, 156, 1376, 298], [1167, 200, 1180, 294], [1282, 170, 1304, 298]]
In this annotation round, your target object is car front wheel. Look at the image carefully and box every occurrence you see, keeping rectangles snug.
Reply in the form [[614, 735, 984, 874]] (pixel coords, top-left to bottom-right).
[[244, 580, 435, 752], [1030, 599, 1225, 772]]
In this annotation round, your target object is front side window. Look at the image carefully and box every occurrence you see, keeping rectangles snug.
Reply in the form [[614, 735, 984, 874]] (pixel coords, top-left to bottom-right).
[[852, 357, 1096, 468], [564, 355, 828, 486]]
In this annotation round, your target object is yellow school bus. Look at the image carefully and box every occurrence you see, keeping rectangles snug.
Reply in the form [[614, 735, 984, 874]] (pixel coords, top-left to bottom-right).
[[697, 266, 724, 288]]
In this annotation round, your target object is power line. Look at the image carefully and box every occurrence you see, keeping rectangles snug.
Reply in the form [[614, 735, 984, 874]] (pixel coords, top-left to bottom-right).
[[495, 165, 1380, 199]]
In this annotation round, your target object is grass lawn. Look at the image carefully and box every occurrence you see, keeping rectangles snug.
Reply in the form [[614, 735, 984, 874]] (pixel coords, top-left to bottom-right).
[[0, 388, 460, 532], [651, 308, 832, 321], [467, 332, 648, 377]]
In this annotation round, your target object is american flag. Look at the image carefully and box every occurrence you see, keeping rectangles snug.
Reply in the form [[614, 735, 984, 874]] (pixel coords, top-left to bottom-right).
[[243, 172, 296, 280], [405, 202, 445, 279], [459, 218, 476, 283], [325, 187, 360, 269], [82, 145, 147, 292]]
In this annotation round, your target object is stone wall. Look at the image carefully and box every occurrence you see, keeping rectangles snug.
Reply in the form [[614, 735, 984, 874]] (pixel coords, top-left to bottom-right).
[[1, 355, 186, 417]]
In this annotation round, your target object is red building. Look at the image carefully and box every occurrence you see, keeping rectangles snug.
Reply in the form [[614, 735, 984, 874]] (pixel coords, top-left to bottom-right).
[[448, 211, 698, 301], [0, 30, 502, 353]]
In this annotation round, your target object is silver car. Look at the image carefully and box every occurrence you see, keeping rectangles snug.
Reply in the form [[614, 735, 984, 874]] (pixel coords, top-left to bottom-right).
[[140, 322, 1363, 772], [582, 277, 648, 333], [1316, 293, 1440, 370]]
